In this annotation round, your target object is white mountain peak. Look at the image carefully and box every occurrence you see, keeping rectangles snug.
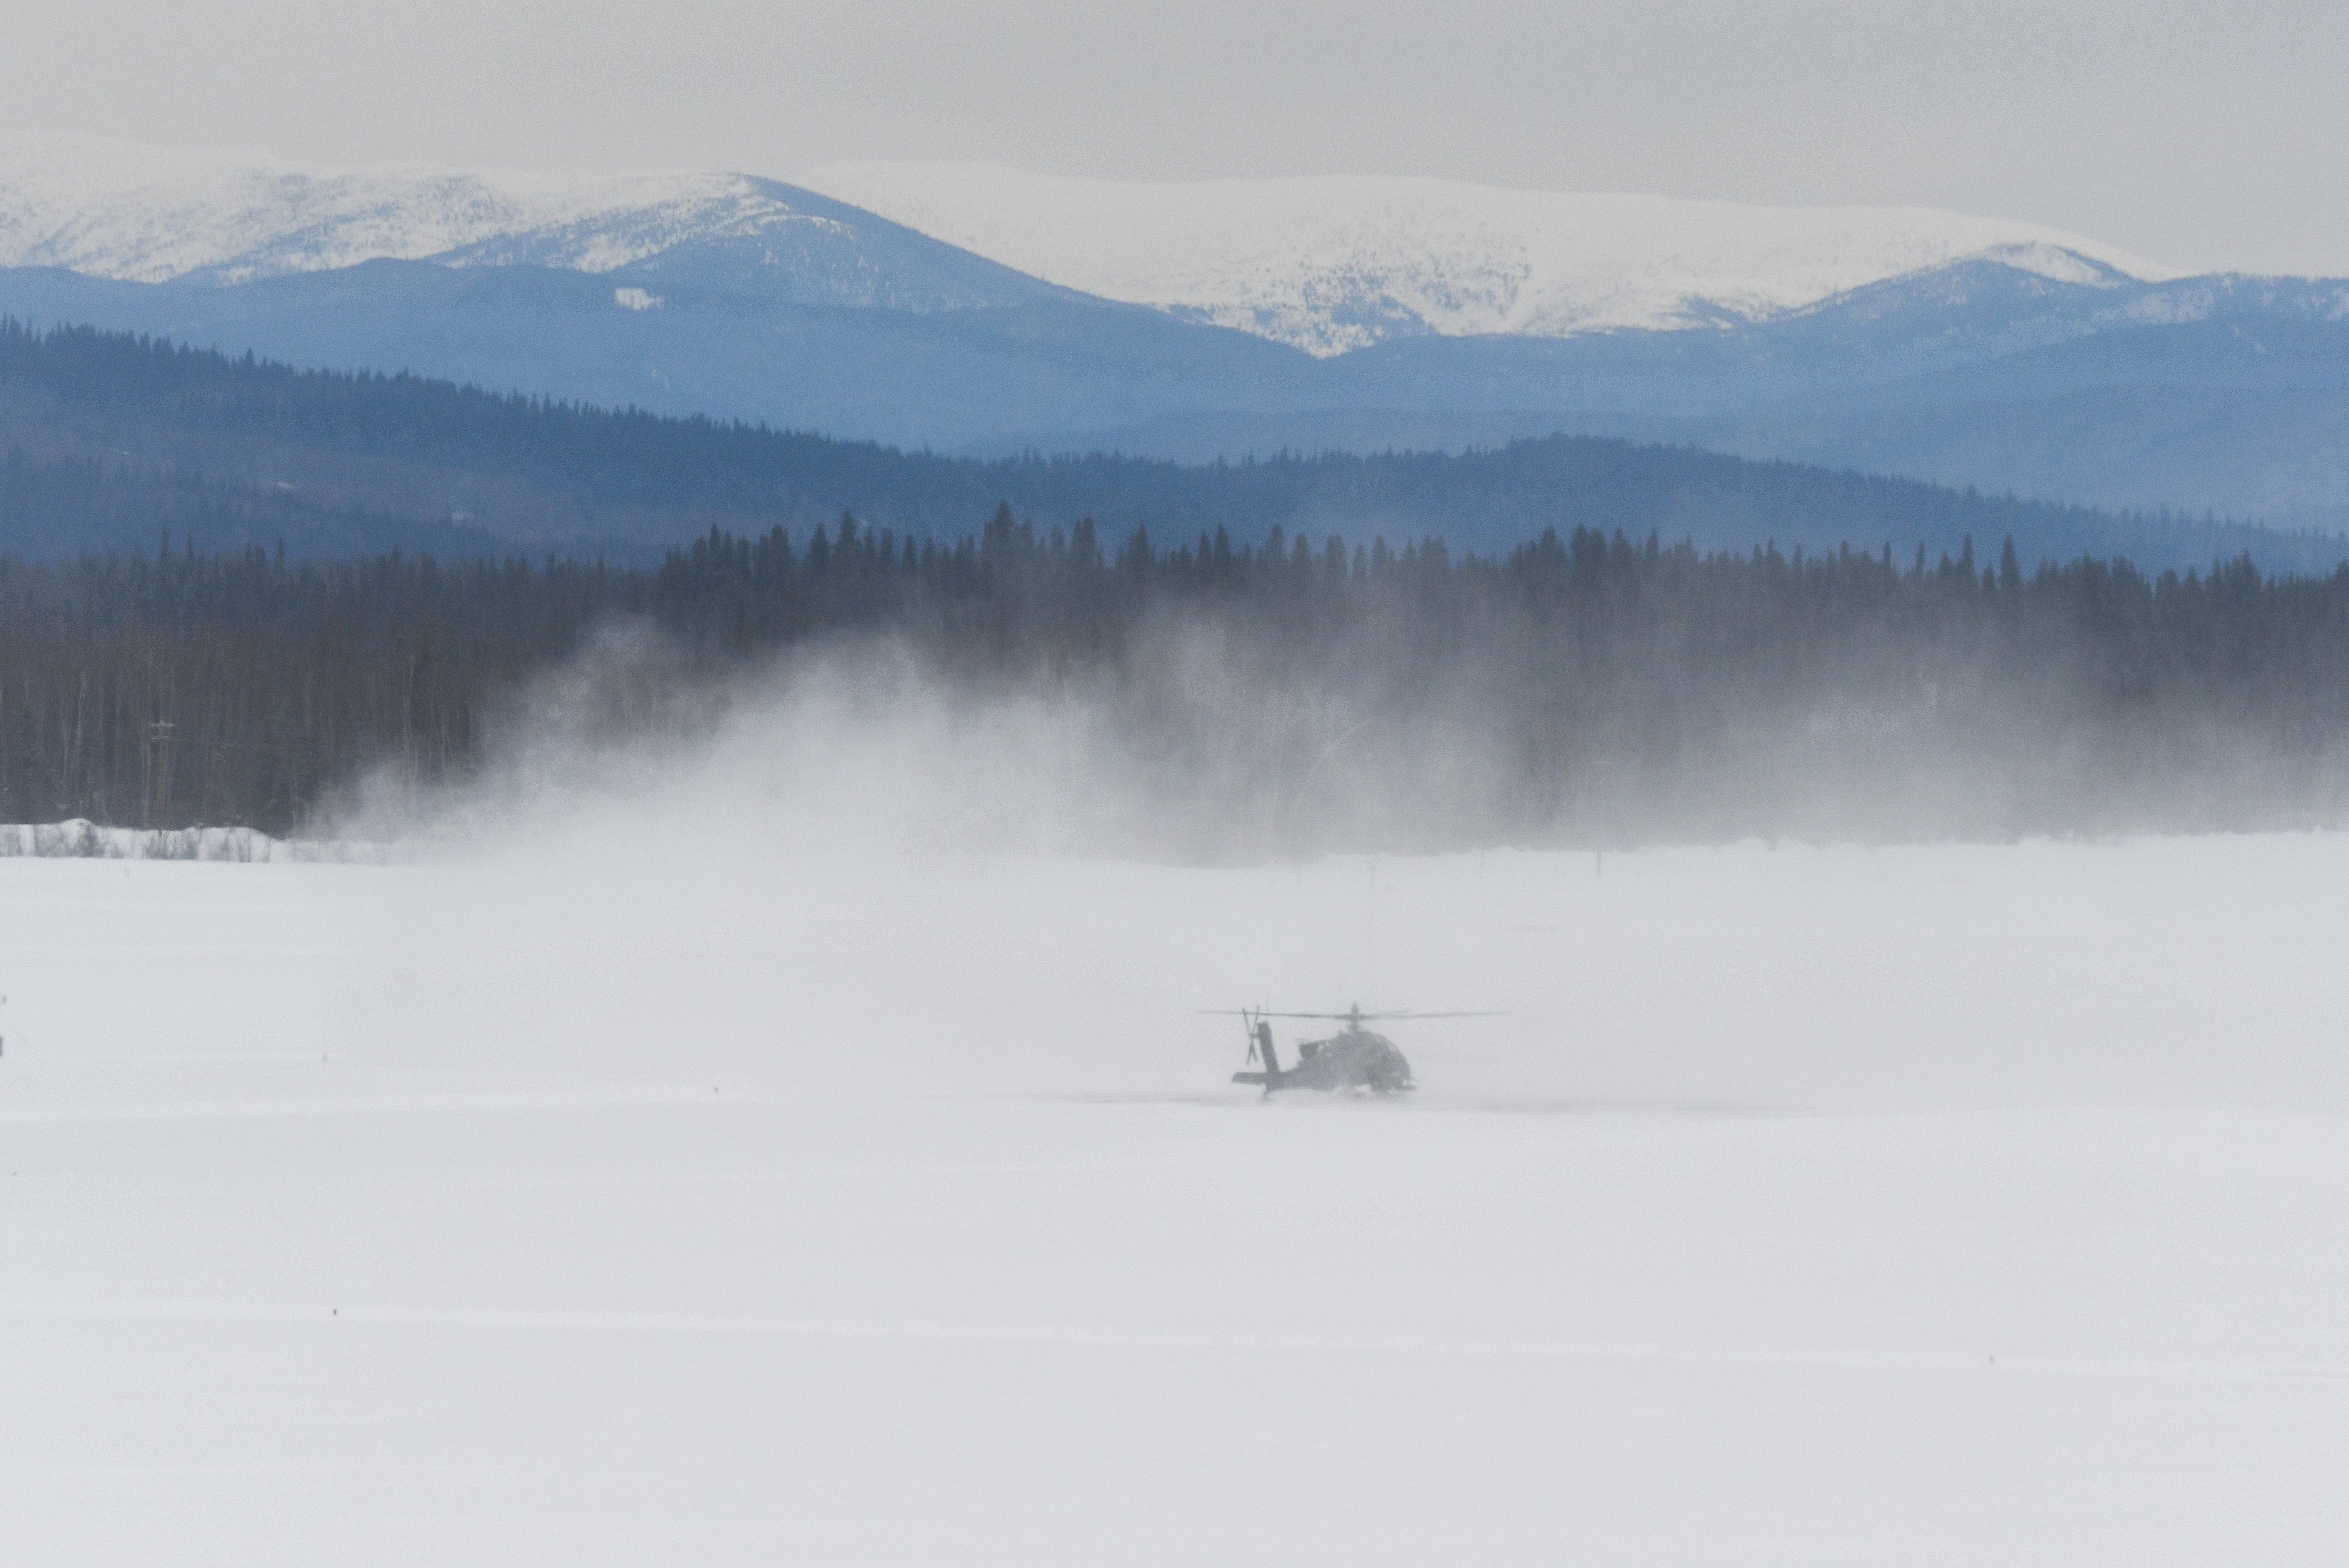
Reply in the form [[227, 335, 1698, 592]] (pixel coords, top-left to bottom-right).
[[1, 136, 2189, 357], [0, 132, 760, 284], [798, 162, 2184, 355]]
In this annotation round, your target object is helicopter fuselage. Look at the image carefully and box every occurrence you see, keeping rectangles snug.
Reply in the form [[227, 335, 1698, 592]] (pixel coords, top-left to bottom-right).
[[1233, 1025, 1415, 1095]]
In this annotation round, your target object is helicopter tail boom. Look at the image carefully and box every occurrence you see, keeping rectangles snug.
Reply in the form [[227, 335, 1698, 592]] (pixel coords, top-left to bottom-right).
[[1232, 1016, 1283, 1094]]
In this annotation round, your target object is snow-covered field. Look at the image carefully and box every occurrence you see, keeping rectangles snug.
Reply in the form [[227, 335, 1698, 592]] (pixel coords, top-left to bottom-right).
[[3, 827, 2344, 1565]]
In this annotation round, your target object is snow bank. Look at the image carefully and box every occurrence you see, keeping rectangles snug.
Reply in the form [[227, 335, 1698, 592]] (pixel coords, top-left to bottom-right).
[[0, 819, 384, 862]]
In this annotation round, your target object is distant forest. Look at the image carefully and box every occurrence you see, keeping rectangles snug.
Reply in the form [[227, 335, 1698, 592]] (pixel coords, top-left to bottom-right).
[[4, 513, 2345, 846], [4, 319, 2339, 572]]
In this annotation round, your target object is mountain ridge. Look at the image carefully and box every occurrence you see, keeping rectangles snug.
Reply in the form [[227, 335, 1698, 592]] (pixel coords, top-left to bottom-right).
[[5, 136, 2209, 356], [797, 162, 2186, 354], [9, 317, 2337, 575], [4, 136, 2347, 532]]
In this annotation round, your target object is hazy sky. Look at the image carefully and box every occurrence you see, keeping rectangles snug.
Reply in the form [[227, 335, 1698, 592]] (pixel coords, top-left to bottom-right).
[[9, 0, 2346, 275]]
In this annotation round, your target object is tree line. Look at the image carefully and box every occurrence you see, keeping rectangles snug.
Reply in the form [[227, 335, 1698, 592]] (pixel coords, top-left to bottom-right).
[[8, 318, 2339, 572], [2, 508, 2346, 846]]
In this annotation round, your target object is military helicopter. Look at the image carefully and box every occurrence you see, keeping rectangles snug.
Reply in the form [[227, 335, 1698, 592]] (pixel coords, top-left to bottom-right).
[[1206, 1005, 1501, 1096]]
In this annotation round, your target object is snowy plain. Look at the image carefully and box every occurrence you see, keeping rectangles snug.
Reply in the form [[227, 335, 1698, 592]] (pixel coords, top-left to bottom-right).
[[2, 819, 2345, 1565]]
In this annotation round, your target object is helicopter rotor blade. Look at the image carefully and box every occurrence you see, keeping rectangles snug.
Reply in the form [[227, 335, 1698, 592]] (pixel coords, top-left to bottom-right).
[[1356, 1010, 1508, 1020], [1230, 1011, 1356, 1020], [1200, 1008, 1508, 1022], [1199, 1009, 1350, 1020]]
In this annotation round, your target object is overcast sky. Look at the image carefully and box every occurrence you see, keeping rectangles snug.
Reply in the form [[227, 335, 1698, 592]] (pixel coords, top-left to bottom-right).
[[8, 0, 2345, 275]]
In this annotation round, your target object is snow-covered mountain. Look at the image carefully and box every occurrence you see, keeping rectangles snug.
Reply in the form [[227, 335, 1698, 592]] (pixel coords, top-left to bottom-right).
[[4, 136, 2194, 358], [0, 133, 1064, 313], [798, 163, 2184, 355], [0, 134, 766, 282], [7, 135, 2348, 531]]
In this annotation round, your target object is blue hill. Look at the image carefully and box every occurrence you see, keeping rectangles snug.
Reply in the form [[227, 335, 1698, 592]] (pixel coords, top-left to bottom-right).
[[1, 208, 2346, 540]]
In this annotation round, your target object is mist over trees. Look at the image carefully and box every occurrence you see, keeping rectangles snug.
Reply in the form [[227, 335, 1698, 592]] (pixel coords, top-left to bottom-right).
[[3, 510, 2345, 849]]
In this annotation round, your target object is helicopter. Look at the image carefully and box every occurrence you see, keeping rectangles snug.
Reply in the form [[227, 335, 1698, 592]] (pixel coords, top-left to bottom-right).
[[1206, 1005, 1502, 1096]]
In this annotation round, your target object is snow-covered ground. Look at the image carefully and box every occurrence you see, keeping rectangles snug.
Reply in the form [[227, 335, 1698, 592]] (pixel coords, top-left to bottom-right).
[[0, 820, 378, 862], [2, 828, 2344, 1564]]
